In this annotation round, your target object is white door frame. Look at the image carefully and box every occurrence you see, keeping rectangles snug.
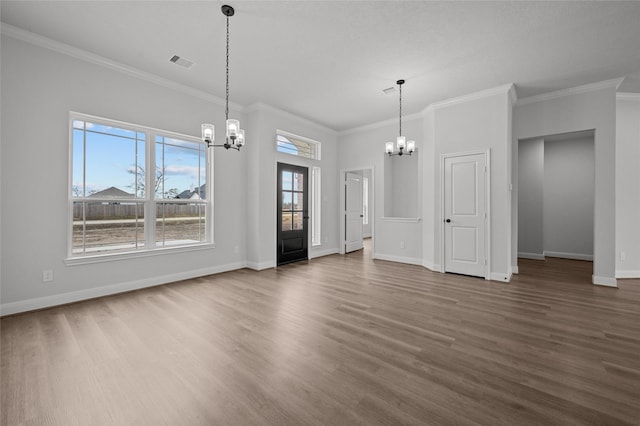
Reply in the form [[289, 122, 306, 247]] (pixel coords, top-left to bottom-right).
[[439, 149, 491, 280], [339, 165, 375, 255]]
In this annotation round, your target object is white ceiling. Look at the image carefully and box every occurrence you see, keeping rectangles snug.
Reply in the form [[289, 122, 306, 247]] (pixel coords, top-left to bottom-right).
[[2, 1, 640, 131]]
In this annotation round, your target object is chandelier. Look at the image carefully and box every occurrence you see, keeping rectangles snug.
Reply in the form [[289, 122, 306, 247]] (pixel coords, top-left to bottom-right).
[[201, 4, 245, 150], [385, 79, 415, 156]]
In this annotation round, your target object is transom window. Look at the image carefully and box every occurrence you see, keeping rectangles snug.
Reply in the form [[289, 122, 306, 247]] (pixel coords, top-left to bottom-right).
[[70, 113, 210, 258], [276, 130, 320, 160]]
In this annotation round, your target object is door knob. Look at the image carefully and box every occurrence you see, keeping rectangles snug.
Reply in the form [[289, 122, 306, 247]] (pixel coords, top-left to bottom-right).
[[445, 219, 451, 223]]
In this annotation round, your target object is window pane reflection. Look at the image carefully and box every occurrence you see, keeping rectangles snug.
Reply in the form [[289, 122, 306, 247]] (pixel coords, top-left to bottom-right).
[[293, 212, 303, 230], [282, 171, 293, 190], [282, 213, 292, 231]]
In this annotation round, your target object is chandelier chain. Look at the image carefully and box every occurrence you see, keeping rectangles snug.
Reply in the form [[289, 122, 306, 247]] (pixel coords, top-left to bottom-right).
[[399, 82, 402, 136], [225, 14, 230, 121]]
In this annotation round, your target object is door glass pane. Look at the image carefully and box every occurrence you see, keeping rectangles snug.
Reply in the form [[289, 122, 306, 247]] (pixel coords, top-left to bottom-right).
[[293, 173, 303, 191], [282, 171, 292, 190], [281, 213, 292, 231], [292, 212, 303, 230], [293, 192, 303, 210], [282, 192, 292, 211]]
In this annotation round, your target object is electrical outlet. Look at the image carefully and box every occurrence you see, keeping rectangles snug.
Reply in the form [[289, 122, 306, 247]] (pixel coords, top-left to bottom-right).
[[42, 270, 54, 282], [400, 241, 405, 249], [620, 251, 626, 261]]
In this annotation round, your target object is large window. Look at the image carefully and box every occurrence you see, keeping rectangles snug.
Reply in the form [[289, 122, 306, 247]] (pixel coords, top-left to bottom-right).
[[70, 113, 210, 258]]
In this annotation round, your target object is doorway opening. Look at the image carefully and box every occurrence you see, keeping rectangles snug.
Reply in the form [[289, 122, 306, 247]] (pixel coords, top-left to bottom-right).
[[340, 167, 374, 255], [517, 130, 595, 279]]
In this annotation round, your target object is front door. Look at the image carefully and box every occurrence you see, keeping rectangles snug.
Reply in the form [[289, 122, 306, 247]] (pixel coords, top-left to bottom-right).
[[345, 172, 364, 253], [444, 152, 487, 278], [277, 163, 309, 265]]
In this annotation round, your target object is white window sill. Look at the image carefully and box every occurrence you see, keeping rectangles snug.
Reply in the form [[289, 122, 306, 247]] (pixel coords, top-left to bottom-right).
[[65, 243, 216, 266]]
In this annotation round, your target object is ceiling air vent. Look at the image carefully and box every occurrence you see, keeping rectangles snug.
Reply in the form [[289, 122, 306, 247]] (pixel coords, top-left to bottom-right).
[[382, 86, 396, 95], [169, 55, 194, 69]]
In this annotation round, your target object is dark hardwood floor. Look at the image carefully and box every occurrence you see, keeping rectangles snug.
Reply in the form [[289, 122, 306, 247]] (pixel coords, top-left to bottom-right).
[[2, 244, 639, 425]]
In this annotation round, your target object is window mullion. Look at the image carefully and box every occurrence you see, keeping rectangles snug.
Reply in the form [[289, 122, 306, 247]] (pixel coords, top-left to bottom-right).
[[145, 132, 156, 248]]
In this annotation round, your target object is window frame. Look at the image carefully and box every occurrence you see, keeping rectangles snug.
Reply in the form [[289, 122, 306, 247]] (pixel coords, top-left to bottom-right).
[[66, 112, 214, 265], [311, 166, 322, 246]]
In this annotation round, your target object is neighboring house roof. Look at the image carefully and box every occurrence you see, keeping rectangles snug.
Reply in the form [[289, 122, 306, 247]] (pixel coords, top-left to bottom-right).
[[89, 186, 135, 198], [175, 184, 206, 200], [175, 189, 193, 199]]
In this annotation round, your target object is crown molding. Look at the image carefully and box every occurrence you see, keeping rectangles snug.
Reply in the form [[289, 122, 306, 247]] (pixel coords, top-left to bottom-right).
[[508, 84, 518, 104], [244, 102, 338, 136], [516, 78, 624, 106], [340, 84, 515, 136], [339, 111, 423, 136], [1, 23, 243, 112], [616, 92, 640, 101], [430, 84, 515, 111]]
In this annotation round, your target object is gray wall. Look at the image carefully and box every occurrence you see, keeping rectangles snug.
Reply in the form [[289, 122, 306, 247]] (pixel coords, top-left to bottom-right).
[[1, 35, 247, 312], [245, 103, 339, 270], [384, 152, 419, 217], [338, 116, 424, 265], [513, 86, 617, 286], [543, 136, 594, 259], [431, 88, 514, 281], [615, 96, 640, 277], [0, 33, 340, 314], [517, 138, 544, 258]]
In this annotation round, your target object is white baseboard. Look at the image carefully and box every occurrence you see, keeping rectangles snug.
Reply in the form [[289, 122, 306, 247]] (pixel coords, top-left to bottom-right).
[[544, 251, 593, 261], [592, 275, 618, 287], [246, 260, 275, 271], [373, 252, 423, 266], [616, 270, 640, 279], [422, 260, 437, 271], [309, 247, 339, 259], [0, 261, 246, 316], [490, 272, 511, 282], [518, 252, 545, 260]]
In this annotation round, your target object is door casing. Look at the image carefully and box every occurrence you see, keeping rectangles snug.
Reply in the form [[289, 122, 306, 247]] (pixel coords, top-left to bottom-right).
[[339, 166, 375, 255], [345, 172, 364, 253], [277, 162, 309, 266]]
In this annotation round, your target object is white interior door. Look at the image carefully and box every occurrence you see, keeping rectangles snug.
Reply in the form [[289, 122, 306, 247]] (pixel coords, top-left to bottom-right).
[[444, 153, 487, 278], [345, 172, 364, 253]]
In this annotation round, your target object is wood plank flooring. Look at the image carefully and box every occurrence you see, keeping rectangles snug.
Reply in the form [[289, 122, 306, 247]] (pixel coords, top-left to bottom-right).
[[2, 245, 639, 425]]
